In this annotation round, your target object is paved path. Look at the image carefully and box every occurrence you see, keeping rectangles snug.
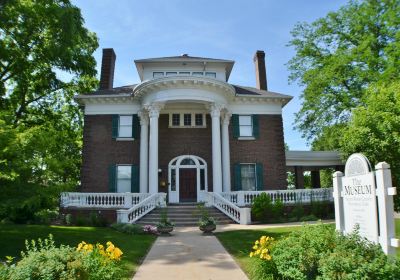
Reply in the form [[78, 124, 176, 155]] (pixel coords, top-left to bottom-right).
[[133, 227, 248, 280]]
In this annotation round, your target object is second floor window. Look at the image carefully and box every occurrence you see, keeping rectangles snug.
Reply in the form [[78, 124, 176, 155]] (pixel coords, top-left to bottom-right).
[[119, 115, 133, 138], [239, 115, 253, 137]]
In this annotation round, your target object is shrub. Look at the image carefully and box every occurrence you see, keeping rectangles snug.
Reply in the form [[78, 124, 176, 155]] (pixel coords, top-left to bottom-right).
[[65, 213, 73, 225], [272, 223, 336, 280], [89, 211, 108, 227], [299, 214, 318, 222], [318, 230, 400, 279], [33, 208, 59, 225], [110, 223, 144, 235], [0, 235, 123, 280], [288, 202, 304, 221], [252, 193, 283, 223]]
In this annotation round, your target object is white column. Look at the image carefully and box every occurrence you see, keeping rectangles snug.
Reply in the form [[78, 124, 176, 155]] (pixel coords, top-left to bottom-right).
[[138, 110, 149, 193], [146, 103, 164, 194], [209, 103, 223, 194], [221, 111, 231, 192]]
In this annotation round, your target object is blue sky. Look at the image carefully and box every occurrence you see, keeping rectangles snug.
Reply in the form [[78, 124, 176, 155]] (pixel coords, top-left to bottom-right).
[[72, 0, 348, 150]]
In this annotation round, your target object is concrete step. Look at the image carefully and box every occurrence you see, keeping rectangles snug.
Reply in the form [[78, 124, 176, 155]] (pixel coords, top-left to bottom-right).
[[135, 205, 235, 226]]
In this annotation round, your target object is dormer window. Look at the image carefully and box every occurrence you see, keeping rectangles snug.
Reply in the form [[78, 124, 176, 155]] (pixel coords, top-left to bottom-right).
[[153, 72, 164, 78], [152, 71, 217, 78]]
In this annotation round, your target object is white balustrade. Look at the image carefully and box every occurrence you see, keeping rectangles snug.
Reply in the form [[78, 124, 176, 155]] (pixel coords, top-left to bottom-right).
[[205, 192, 251, 225], [221, 188, 333, 206], [116, 193, 167, 223], [60, 192, 151, 209]]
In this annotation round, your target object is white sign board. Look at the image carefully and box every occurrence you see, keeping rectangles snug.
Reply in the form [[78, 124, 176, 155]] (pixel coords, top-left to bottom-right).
[[342, 173, 378, 242], [333, 153, 399, 255]]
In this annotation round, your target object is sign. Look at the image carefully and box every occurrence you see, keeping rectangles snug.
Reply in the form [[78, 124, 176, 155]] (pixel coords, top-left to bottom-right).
[[333, 153, 399, 255]]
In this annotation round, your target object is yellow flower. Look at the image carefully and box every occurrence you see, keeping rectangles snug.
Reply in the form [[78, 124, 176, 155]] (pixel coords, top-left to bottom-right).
[[249, 252, 254, 257]]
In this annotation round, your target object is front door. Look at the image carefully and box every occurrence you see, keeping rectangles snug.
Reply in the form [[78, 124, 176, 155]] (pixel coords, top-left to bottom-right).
[[179, 168, 197, 202]]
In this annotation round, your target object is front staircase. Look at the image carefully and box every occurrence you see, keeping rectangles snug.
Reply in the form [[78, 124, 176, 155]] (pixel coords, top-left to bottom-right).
[[135, 204, 235, 226]]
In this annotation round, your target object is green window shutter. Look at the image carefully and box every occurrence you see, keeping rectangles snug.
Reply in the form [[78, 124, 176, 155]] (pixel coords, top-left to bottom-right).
[[232, 114, 239, 139], [256, 163, 264, 191], [108, 164, 117, 192], [131, 165, 139, 193], [233, 163, 242, 191], [112, 115, 119, 139], [252, 115, 259, 139], [132, 114, 140, 139]]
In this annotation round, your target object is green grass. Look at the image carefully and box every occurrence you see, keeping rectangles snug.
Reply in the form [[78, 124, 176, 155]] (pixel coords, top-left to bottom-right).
[[216, 220, 400, 279], [0, 225, 156, 279]]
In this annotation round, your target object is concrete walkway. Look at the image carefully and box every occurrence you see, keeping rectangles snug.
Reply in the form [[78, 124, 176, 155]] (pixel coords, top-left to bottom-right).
[[133, 227, 248, 280]]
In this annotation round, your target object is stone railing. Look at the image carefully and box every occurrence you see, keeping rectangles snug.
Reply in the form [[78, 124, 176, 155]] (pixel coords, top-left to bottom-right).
[[60, 192, 151, 209], [221, 188, 333, 207], [116, 193, 167, 223], [204, 192, 251, 224]]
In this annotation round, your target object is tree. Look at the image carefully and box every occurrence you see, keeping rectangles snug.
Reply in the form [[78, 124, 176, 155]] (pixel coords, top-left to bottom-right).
[[340, 82, 400, 209], [288, 0, 400, 143], [0, 0, 98, 222]]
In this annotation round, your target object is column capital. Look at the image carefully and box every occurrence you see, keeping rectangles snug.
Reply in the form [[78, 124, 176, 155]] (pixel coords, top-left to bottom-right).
[[144, 102, 165, 118], [138, 109, 149, 125], [221, 110, 231, 125], [208, 103, 226, 118]]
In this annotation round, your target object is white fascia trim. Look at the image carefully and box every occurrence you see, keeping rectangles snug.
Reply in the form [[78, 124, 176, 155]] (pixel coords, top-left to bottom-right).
[[228, 103, 282, 115], [84, 103, 141, 115]]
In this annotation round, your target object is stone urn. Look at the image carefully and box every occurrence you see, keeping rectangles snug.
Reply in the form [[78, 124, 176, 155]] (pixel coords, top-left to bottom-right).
[[199, 224, 216, 234], [157, 225, 174, 235]]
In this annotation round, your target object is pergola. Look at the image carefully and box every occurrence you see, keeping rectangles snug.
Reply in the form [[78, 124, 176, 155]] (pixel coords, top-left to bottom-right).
[[286, 151, 344, 189]]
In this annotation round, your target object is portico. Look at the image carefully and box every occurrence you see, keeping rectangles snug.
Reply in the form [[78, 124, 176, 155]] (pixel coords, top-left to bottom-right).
[[136, 93, 232, 202]]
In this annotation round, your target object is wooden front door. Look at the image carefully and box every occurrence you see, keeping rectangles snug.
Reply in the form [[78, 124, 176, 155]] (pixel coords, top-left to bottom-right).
[[179, 168, 197, 202]]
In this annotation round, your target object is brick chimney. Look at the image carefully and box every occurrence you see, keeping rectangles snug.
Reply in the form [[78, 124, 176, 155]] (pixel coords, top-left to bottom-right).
[[253, 50, 267, 91], [99, 48, 116, 90]]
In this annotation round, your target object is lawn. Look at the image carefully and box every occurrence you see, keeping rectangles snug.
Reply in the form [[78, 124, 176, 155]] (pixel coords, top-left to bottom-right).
[[216, 220, 400, 279], [0, 225, 156, 279]]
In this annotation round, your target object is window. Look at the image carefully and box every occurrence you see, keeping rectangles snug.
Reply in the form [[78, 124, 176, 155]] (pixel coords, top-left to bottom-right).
[[172, 114, 180, 126], [200, 169, 205, 191], [166, 72, 177, 76], [119, 115, 133, 138], [169, 113, 206, 128], [195, 113, 203, 126], [181, 158, 195, 165], [153, 72, 164, 78], [179, 72, 190, 75], [184, 114, 191, 126], [192, 72, 204, 76], [239, 115, 253, 137], [171, 169, 176, 191], [117, 165, 131, 193], [241, 164, 256, 191], [205, 72, 216, 78]]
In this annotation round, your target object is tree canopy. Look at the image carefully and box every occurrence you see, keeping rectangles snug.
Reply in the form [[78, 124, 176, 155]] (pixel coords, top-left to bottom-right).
[[288, 0, 400, 208], [288, 0, 400, 141], [0, 0, 98, 222]]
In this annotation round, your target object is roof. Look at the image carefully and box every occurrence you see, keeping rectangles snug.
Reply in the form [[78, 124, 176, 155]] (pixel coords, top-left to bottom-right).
[[80, 83, 292, 102], [286, 150, 344, 167], [233, 85, 293, 99], [134, 54, 234, 64], [134, 54, 235, 81]]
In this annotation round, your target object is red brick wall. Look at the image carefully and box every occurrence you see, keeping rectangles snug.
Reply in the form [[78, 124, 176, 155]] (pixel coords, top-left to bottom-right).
[[229, 115, 287, 190], [81, 115, 140, 192], [80, 114, 287, 192]]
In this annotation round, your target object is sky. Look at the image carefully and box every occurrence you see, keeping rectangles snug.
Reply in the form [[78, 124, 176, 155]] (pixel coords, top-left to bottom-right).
[[72, 0, 348, 150]]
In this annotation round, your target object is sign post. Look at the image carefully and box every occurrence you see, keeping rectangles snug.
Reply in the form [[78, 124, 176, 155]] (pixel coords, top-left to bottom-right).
[[333, 153, 399, 255]]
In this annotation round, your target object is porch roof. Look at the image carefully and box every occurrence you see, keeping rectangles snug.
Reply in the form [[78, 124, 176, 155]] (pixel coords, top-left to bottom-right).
[[286, 150, 344, 167]]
